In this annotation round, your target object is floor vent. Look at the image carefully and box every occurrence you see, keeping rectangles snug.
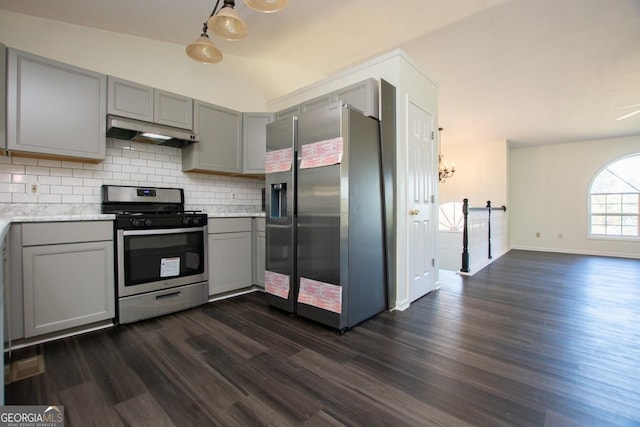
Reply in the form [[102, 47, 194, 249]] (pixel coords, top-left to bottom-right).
[[4, 355, 45, 384]]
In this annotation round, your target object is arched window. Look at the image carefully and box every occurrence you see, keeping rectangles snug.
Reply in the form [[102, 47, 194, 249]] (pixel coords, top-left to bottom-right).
[[589, 154, 640, 237]]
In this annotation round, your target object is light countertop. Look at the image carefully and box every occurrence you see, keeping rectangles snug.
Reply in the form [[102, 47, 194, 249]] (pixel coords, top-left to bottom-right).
[[9, 214, 116, 222], [3, 213, 264, 223]]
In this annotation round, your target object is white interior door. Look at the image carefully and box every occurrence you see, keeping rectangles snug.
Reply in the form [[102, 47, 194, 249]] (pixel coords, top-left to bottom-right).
[[407, 101, 434, 303]]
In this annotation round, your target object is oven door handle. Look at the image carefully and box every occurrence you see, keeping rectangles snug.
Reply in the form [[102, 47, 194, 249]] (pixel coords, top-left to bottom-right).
[[121, 226, 207, 236], [156, 291, 182, 300]]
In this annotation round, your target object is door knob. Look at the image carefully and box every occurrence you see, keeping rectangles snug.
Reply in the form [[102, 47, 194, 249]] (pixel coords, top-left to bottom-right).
[[409, 209, 420, 216]]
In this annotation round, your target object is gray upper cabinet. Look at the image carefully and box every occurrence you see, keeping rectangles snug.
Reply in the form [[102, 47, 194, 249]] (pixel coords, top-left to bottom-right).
[[301, 93, 334, 114], [275, 104, 301, 122], [107, 77, 153, 122], [6, 49, 107, 160], [333, 78, 379, 119], [183, 100, 243, 174], [243, 112, 274, 175], [0, 44, 6, 150], [274, 78, 380, 124], [153, 89, 194, 129], [107, 76, 193, 130]]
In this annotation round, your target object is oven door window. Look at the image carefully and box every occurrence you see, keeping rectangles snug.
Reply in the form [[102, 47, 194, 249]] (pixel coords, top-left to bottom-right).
[[123, 230, 204, 286]]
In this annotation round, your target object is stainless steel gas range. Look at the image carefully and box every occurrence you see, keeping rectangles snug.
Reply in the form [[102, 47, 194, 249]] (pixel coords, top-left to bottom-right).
[[102, 185, 208, 324]]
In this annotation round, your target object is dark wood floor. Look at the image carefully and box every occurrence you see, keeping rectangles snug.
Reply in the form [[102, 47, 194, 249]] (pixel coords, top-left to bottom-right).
[[6, 250, 640, 426]]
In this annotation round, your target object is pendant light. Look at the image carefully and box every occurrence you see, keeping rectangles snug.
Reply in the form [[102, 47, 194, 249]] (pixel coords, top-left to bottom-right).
[[185, 24, 223, 64], [244, 0, 288, 13], [186, 0, 287, 64], [208, 0, 249, 41]]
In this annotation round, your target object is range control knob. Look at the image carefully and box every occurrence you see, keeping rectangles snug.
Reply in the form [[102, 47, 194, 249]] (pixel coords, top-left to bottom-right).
[[131, 218, 140, 227], [182, 217, 192, 226], [144, 218, 152, 227], [193, 216, 201, 225]]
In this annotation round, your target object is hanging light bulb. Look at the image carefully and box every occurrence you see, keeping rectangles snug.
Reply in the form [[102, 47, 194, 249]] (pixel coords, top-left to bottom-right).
[[186, 0, 286, 63], [208, 0, 249, 41], [244, 0, 288, 13], [185, 24, 223, 64], [438, 127, 456, 183]]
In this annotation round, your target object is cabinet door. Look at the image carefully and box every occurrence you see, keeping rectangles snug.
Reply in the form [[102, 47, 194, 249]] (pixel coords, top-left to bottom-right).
[[0, 44, 6, 150], [6, 49, 106, 160], [107, 77, 154, 122], [333, 78, 379, 119], [208, 231, 252, 295], [275, 105, 301, 122], [253, 218, 265, 287], [183, 101, 243, 174], [22, 241, 115, 338], [243, 113, 274, 174], [154, 89, 193, 130], [301, 94, 334, 114]]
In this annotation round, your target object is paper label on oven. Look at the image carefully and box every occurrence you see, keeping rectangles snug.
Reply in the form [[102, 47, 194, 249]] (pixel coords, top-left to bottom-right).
[[160, 257, 180, 277], [297, 277, 342, 314], [265, 148, 294, 174], [265, 270, 290, 299], [299, 137, 343, 169]]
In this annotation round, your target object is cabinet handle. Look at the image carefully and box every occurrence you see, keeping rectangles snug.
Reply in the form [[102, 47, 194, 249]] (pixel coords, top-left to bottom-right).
[[409, 209, 420, 216]]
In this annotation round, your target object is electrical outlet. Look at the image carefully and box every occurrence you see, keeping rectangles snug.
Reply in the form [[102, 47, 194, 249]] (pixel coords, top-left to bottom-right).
[[535, 232, 540, 238], [31, 184, 38, 194], [230, 192, 236, 200]]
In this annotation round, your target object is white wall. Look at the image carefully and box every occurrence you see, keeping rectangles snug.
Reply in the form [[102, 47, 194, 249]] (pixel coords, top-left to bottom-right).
[[0, 10, 323, 111], [437, 138, 510, 273], [510, 134, 640, 258], [438, 138, 508, 207]]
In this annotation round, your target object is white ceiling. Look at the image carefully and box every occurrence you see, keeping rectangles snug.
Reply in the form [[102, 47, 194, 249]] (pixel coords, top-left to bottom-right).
[[1, 0, 639, 147]]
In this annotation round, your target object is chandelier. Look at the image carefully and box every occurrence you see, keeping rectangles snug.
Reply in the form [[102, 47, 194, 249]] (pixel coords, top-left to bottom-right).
[[438, 127, 455, 183], [186, 0, 288, 64]]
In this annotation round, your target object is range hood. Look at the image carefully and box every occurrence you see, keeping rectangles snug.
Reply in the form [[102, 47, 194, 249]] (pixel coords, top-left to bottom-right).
[[106, 115, 199, 148]]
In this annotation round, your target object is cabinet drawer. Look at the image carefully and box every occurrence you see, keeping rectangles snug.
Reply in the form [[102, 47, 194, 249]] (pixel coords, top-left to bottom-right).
[[22, 221, 113, 246], [208, 218, 252, 233]]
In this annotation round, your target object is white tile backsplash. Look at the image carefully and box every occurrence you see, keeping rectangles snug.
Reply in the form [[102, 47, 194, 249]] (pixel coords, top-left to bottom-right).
[[0, 139, 264, 216]]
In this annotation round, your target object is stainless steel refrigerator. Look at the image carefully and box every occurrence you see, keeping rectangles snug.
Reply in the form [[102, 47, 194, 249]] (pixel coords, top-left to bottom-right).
[[264, 116, 298, 313], [265, 102, 387, 331]]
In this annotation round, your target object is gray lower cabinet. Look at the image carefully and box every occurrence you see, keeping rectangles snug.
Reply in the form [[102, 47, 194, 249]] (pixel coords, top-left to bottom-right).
[[243, 113, 274, 175], [20, 221, 115, 338], [6, 49, 107, 160], [107, 76, 194, 130], [208, 218, 252, 295], [0, 43, 6, 150], [253, 218, 265, 288], [183, 101, 243, 174]]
